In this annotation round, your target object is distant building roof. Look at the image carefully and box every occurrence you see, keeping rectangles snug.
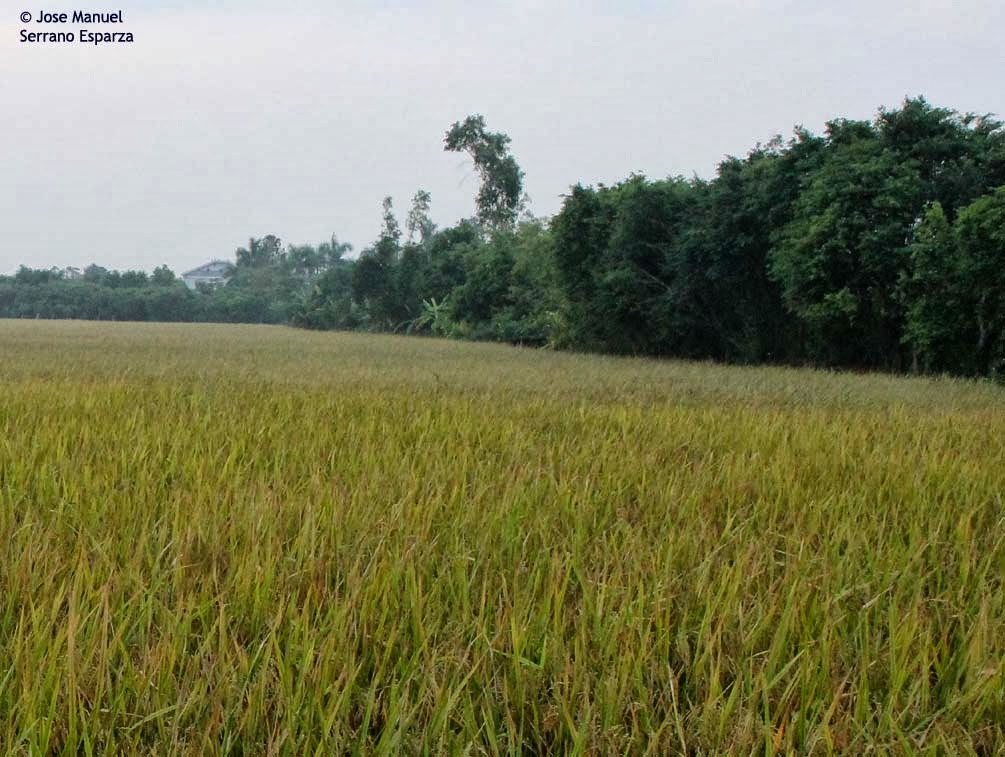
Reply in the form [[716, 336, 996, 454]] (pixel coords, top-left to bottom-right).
[[182, 260, 233, 278]]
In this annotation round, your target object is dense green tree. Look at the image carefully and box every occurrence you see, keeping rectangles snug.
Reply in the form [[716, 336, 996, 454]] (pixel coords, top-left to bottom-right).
[[551, 184, 618, 348], [954, 188, 1005, 377], [900, 202, 962, 373], [553, 176, 701, 355], [902, 190, 1005, 377], [83, 264, 109, 283], [14, 266, 60, 285], [769, 122, 923, 368], [601, 176, 701, 355], [877, 97, 1005, 218], [684, 132, 824, 363], [118, 270, 149, 288], [450, 235, 516, 326], [418, 220, 481, 300], [482, 220, 563, 345], [291, 262, 359, 330], [151, 265, 177, 286]]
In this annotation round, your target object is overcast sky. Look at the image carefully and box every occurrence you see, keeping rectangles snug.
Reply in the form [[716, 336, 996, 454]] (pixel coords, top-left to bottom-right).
[[2, 0, 1002, 274]]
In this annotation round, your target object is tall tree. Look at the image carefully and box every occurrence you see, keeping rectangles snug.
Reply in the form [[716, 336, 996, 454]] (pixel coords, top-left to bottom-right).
[[236, 235, 283, 268], [405, 189, 436, 245], [318, 235, 353, 270], [352, 197, 405, 328], [151, 265, 177, 286], [444, 115, 524, 231]]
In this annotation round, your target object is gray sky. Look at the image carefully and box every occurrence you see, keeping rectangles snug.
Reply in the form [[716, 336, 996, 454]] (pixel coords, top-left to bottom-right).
[[2, 0, 1002, 274]]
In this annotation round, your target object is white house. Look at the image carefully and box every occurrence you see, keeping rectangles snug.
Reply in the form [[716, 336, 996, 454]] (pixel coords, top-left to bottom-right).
[[182, 260, 233, 290], [62, 266, 84, 280]]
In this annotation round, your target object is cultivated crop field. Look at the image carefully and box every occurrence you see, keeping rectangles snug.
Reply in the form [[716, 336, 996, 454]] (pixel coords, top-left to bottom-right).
[[1, 320, 1002, 754]]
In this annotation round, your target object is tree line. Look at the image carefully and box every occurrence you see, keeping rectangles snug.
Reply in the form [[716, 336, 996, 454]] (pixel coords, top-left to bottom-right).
[[3, 99, 1003, 378]]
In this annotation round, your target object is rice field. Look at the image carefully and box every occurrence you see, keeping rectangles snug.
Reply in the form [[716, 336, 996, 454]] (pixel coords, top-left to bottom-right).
[[0, 320, 1002, 754]]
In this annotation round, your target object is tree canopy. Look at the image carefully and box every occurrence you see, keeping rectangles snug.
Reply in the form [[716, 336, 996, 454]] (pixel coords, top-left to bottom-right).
[[4, 99, 1003, 379]]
